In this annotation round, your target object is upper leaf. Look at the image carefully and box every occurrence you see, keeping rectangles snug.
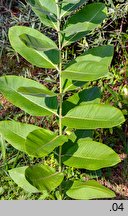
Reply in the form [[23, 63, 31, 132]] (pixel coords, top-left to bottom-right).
[[27, 0, 58, 29], [25, 164, 64, 192], [61, 0, 86, 18], [62, 45, 114, 82], [25, 129, 68, 157], [9, 26, 59, 69], [9, 167, 39, 193], [0, 76, 58, 116], [39, 0, 57, 15], [66, 180, 115, 199], [62, 3, 107, 47], [62, 139, 121, 170], [62, 103, 125, 129]]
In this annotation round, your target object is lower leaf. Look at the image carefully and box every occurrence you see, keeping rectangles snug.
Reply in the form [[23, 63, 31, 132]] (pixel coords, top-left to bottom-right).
[[25, 129, 68, 157], [25, 164, 64, 192], [62, 139, 121, 170], [9, 167, 39, 193], [0, 120, 38, 152], [66, 180, 115, 199]]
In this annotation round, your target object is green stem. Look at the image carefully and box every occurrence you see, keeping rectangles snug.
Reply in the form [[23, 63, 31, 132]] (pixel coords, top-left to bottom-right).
[[56, 0, 62, 172], [0, 135, 8, 170], [56, 0, 63, 198]]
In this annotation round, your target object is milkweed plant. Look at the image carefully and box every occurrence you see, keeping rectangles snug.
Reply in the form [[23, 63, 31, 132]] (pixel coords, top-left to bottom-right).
[[0, 0, 125, 200]]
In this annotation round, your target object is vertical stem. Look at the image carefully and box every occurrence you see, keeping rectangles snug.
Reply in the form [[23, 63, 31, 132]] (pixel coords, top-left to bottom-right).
[[56, 0, 62, 173], [0, 135, 8, 170], [56, 0, 63, 199]]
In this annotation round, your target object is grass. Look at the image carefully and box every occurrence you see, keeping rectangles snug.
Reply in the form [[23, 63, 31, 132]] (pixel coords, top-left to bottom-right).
[[0, 0, 128, 200]]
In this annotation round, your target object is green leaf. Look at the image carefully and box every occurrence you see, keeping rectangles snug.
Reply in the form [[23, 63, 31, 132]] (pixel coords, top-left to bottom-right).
[[0, 121, 65, 157], [0, 135, 6, 162], [0, 76, 58, 116], [61, 0, 86, 18], [66, 180, 115, 199], [62, 87, 101, 115], [9, 167, 39, 193], [20, 34, 57, 52], [27, 0, 58, 29], [62, 139, 121, 170], [62, 103, 125, 129], [27, 0, 35, 6], [25, 129, 68, 157], [0, 120, 38, 152], [39, 0, 57, 16], [62, 3, 107, 47], [62, 45, 114, 81], [25, 164, 64, 192], [9, 26, 59, 69], [68, 87, 101, 105], [74, 130, 93, 141], [62, 79, 86, 92]]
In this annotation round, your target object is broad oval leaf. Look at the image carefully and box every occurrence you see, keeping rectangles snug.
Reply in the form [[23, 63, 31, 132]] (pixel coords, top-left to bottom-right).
[[66, 180, 115, 199], [25, 164, 64, 192], [0, 76, 58, 116], [9, 167, 39, 193], [62, 103, 125, 129], [27, 0, 58, 29], [9, 26, 59, 68], [62, 3, 107, 47], [62, 139, 121, 170], [25, 129, 68, 157], [0, 120, 38, 152], [62, 45, 114, 81]]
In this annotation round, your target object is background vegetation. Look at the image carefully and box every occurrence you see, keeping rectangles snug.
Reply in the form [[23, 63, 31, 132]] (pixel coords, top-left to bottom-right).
[[0, 0, 128, 199]]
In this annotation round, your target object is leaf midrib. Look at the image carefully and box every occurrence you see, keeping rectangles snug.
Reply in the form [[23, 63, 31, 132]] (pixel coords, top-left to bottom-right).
[[30, 172, 60, 182], [69, 185, 113, 195], [63, 115, 116, 122], [63, 70, 106, 75], [63, 153, 114, 161]]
